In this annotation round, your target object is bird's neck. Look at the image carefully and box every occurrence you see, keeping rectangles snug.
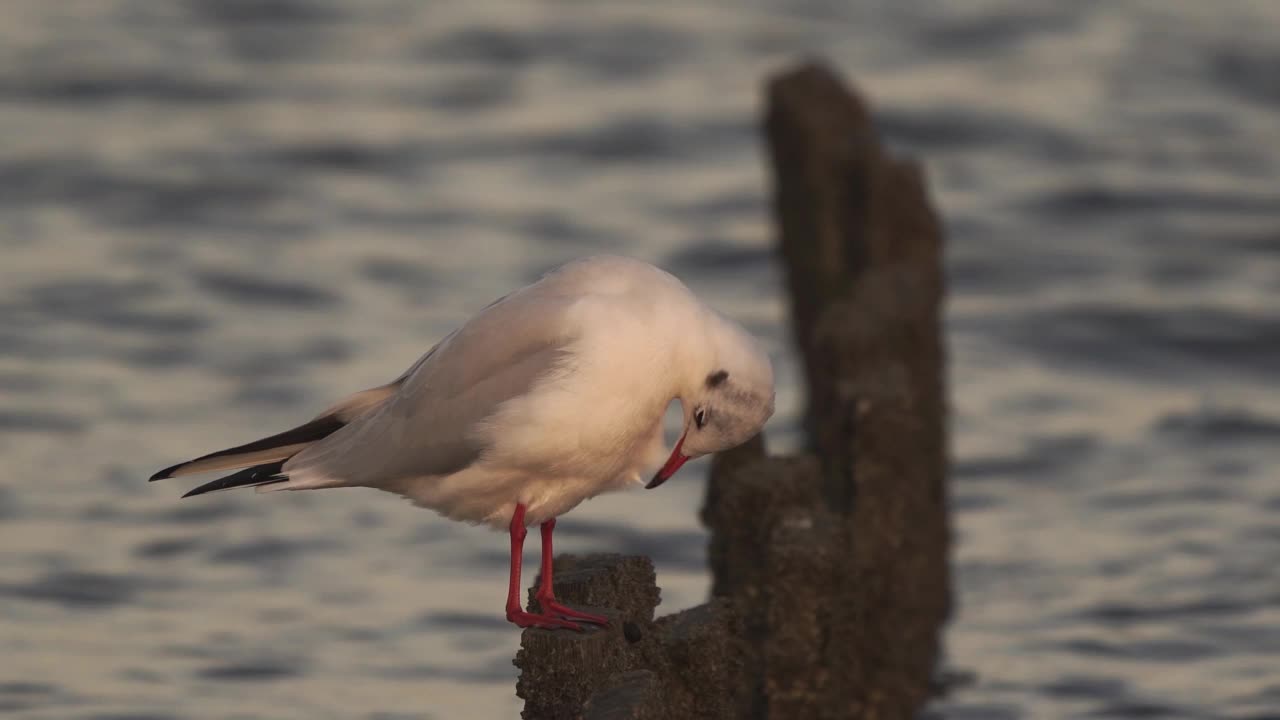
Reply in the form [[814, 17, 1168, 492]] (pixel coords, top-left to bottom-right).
[[670, 320, 721, 406]]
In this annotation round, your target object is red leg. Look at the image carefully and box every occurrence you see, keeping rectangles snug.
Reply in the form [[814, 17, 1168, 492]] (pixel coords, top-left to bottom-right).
[[505, 504, 581, 631], [535, 518, 610, 626]]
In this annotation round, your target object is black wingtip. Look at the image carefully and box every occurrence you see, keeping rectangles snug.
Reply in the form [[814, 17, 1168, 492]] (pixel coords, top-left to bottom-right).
[[150, 463, 184, 482], [150, 415, 345, 484], [180, 461, 287, 498]]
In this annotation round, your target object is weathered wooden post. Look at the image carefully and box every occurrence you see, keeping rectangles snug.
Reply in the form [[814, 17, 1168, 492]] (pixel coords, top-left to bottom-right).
[[704, 59, 951, 719], [514, 59, 951, 720]]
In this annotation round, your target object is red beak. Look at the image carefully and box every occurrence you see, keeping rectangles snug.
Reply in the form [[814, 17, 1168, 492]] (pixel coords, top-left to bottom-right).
[[645, 433, 689, 489]]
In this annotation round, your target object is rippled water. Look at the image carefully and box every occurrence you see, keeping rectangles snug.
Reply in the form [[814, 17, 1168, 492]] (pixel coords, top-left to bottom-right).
[[2, 2, 1278, 718]]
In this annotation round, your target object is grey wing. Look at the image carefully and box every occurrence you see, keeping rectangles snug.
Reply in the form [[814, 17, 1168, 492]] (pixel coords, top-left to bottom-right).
[[282, 291, 577, 487]]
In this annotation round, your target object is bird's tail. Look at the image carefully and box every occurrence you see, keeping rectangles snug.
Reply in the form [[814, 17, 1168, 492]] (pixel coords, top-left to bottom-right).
[[150, 416, 342, 499], [149, 383, 399, 497], [149, 414, 345, 482]]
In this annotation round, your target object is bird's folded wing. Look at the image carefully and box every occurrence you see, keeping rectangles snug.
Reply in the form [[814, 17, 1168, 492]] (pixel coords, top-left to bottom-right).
[[282, 292, 579, 487]]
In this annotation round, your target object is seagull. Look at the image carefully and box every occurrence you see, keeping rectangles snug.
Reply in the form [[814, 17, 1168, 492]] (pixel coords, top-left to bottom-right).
[[151, 255, 775, 630]]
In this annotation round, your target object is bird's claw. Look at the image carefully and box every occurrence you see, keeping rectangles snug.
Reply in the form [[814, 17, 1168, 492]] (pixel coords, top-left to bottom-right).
[[539, 599, 610, 626], [507, 609, 583, 631]]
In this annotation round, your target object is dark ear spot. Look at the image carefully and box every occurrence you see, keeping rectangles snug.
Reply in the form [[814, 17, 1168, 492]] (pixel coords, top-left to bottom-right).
[[706, 369, 729, 388]]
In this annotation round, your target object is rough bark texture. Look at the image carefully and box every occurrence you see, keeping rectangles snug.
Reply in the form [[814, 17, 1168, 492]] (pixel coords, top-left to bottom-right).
[[515, 59, 950, 720]]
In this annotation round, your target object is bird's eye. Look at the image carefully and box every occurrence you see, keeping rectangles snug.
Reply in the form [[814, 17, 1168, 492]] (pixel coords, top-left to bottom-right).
[[694, 408, 707, 429]]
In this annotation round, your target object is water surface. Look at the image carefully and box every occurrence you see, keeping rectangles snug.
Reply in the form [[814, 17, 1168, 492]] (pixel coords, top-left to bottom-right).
[[2, 2, 1279, 718]]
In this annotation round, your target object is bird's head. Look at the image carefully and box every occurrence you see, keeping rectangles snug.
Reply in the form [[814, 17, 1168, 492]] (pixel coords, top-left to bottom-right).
[[647, 315, 775, 489]]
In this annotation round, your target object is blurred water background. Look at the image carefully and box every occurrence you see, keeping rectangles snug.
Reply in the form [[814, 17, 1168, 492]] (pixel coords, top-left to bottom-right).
[[2, 1, 1278, 718]]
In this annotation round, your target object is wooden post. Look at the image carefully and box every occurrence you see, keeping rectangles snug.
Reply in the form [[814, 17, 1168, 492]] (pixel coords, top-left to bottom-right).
[[516, 60, 950, 720]]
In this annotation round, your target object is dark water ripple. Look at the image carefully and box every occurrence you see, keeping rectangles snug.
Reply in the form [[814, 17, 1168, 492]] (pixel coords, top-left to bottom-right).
[[999, 305, 1280, 380], [221, 115, 753, 171], [260, 141, 423, 176], [3, 570, 149, 609], [1089, 484, 1232, 512], [1039, 674, 1128, 702], [371, 655, 515, 684], [0, 682, 61, 714], [0, 159, 286, 227], [194, 270, 340, 309], [0, 72, 249, 104], [953, 434, 1098, 482], [215, 336, 350, 377], [1086, 700, 1189, 719], [196, 660, 303, 682], [425, 22, 696, 80], [1153, 408, 1280, 445], [133, 536, 205, 561], [230, 382, 310, 408], [360, 257, 441, 290], [878, 106, 1088, 158], [905, 4, 1081, 53], [148, 501, 248, 525], [660, 188, 763, 224], [416, 611, 513, 632], [208, 536, 337, 567], [1057, 636, 1219, 663], [187, 0, 344, 27], [0, 487, 17, 520], [18, 279, 209, 336], [82, 714, 179, 720], [1210, 46, 1280, 107], [1025, 185, 1280, 221], [0, 409, 87, 434], [518, 116, 753, 165], [0, 370, 51, 394], [424, 75, 517, 113], [1079, 597, 1257, 626], [948, 250, 1098, 296], [663, 242, 772, 278]]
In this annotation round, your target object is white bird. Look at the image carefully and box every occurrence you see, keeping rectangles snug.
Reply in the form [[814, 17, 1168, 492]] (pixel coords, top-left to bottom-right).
[[151, 256, 775, 630]]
